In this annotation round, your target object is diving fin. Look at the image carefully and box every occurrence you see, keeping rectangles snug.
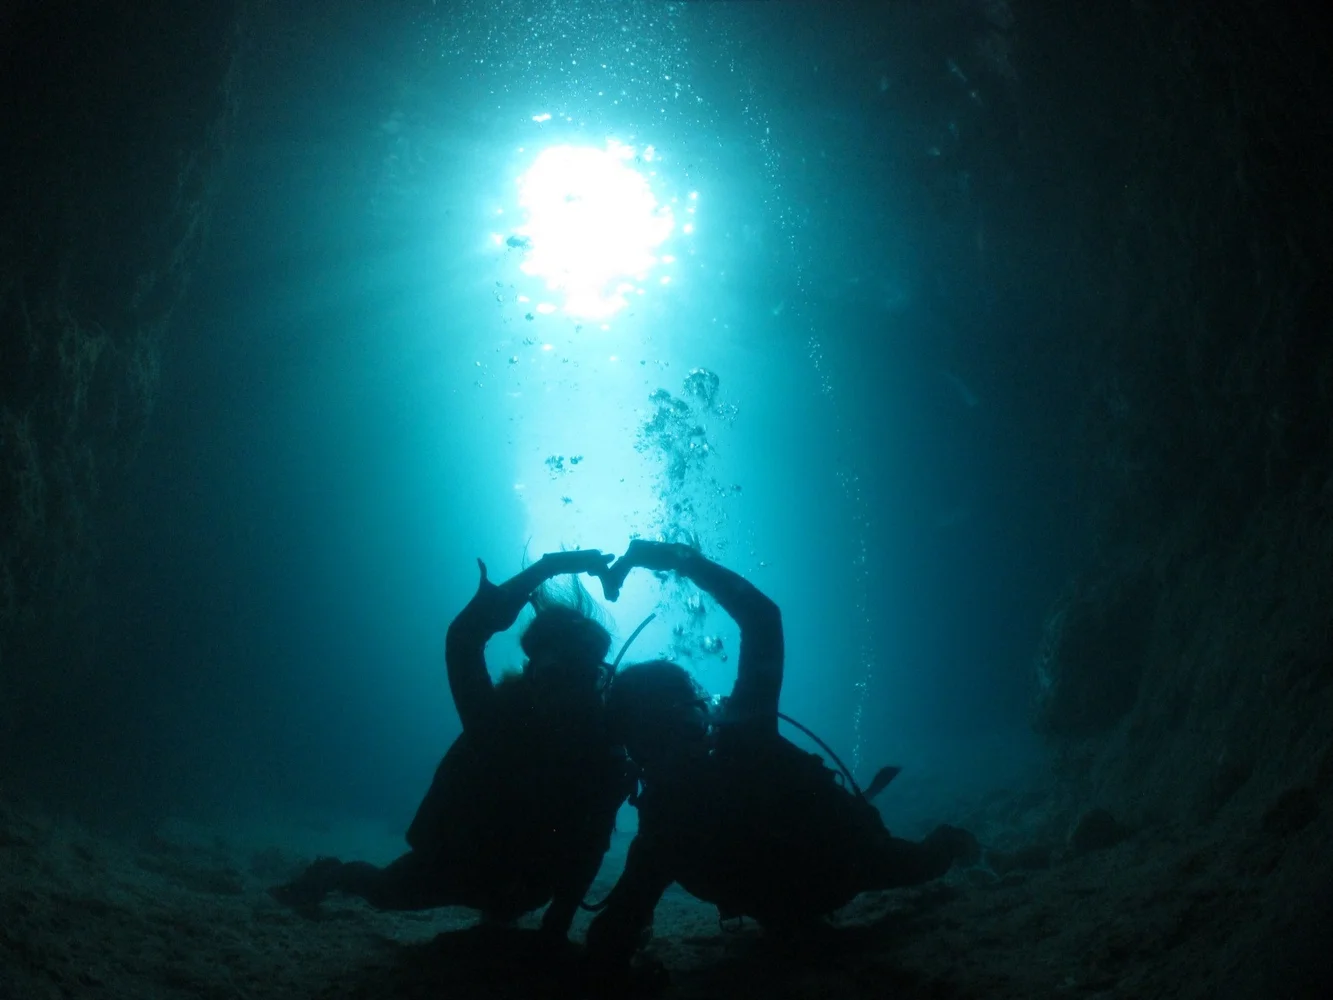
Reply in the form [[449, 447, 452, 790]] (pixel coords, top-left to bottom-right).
[[864, 765, 902, 800]]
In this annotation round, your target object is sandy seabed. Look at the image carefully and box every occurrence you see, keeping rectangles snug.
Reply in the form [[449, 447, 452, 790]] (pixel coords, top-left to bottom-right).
[[1, 793, 1327, 1000]]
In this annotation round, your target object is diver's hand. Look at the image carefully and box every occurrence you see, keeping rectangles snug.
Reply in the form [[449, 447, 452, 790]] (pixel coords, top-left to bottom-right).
[[600, 540, 696, 600], [532, 549, 615, 579], [622, 539, 695, 572], [464, 559, 530, 633]]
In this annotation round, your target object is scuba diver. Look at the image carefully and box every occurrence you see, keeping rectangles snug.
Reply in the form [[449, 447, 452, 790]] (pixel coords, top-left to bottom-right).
[[585, 540, 980, 982], [271, 549, 634, 939]]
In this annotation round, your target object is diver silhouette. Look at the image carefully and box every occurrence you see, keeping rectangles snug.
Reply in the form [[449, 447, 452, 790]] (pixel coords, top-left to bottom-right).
[[271, 549, 633, 939], [585, 540, 980, 984]]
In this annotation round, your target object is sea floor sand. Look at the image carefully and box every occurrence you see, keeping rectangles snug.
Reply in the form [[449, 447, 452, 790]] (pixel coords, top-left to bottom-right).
[[1, 794, 1326, 999]]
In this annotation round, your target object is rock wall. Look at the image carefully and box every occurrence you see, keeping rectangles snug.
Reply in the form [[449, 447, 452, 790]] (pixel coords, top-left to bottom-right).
[[0, 1, 247, 742], [1029, 1, 1333, 831]]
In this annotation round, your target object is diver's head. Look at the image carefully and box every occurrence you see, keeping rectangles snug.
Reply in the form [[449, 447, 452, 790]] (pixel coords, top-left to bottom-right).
[[607, 659, 711, 769], [520, 605, 612, 695]]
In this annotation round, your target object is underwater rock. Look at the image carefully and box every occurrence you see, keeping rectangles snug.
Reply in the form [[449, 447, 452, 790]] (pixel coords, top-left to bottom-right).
[[0, 796, 44, 849], [1069, 808, 1128, 855], [1211, 750, 1251, 807], [989, 844, 1054, 874], [135, 849, 246, 896], [1262, 786, 1320, 838], [1032, 565, 1155, 737], [249, 846, 302, 883]]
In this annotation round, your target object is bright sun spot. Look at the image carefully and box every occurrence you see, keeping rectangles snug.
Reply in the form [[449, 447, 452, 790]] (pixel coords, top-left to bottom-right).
[[514, 142, 674, 319]]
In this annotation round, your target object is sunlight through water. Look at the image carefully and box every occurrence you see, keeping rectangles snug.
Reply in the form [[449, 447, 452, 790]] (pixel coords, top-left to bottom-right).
[[505, 140, 675, 320]]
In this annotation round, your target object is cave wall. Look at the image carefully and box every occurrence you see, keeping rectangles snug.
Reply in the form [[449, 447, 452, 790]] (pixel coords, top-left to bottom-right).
[[0, 0, 247, 755], [1028, 1, 1333, 831]]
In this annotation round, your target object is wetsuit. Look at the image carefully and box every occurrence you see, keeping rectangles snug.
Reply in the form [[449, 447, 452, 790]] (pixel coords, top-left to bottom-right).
[[273, 553, 631, 936], [586, 544, 967, 967]]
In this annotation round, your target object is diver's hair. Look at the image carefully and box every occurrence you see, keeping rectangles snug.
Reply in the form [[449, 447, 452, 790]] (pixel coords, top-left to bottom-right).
[[528, 572, 610, 631], [519, 572, 613, 668]]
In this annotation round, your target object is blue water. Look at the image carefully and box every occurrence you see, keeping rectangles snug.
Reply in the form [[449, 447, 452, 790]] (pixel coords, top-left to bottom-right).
[[87, 0, 1072, 842]]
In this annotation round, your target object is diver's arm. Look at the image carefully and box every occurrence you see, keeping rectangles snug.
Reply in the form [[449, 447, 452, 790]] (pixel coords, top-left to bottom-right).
[[584, 834, 674, 969], [675, 548, 784, 721], [446, 551, 613, 732], [543, 753, 634, 938], [444, 562, 507, 733], [608, 541, 784, 722], [542, 856, 598, 939], [542, 829, 612, 938]]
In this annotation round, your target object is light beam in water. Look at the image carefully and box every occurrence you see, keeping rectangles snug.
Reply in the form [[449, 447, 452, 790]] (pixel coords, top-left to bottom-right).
[[512, 141, 675, 320]]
